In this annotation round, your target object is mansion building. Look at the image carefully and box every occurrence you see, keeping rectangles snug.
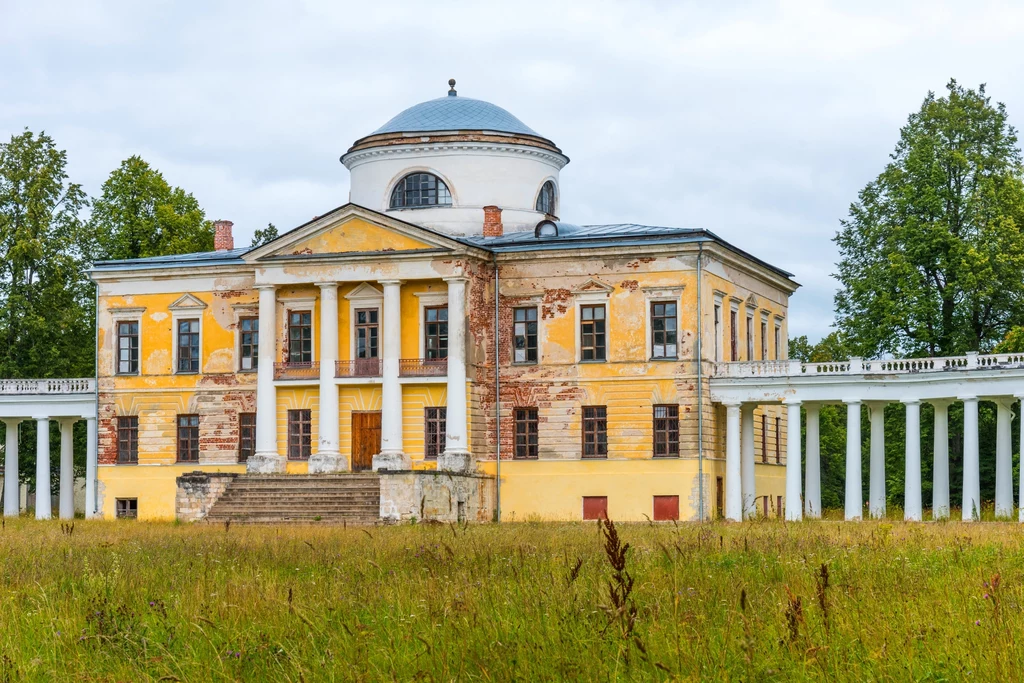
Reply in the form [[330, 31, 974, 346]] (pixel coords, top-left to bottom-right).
[[89, 81, 797, 522]]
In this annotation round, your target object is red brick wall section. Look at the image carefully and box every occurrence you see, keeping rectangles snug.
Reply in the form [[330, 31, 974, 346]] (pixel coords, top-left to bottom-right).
[[213, 220, 234, 251], [97, 389, 119, 465], [482, 206, 503, 237]]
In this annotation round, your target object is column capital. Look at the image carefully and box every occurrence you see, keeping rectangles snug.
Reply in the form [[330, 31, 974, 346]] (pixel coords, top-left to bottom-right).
[[720, 399, 743, 408], [442, 275, 469, 284], [842, 398, 862, 405], [254, 284, 277, 291], [0, 418, 21, 428], [740, 402, 756, 414], [32, 415, 50, 422], [314, 281, 338, 290], [783, 398, 802, 406], [958, 395, 979, 402], [378, 279, 403, 287], [900, 398, 921, 406], [991, 396, 1017, 409], [929, 398, 954, 408], [56, 417, 77, 428]]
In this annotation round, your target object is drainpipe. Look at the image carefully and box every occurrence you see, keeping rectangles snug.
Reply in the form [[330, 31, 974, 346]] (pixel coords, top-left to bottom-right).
[[493, 254, 501, 522], [92, 282, 99, 518], [696, 241, 705, 523]]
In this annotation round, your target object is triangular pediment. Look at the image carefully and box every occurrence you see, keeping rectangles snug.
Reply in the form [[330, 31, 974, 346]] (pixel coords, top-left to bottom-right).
[[572, 278, 615, 295], [244, 203, 464, 262], [169, 293, 208, 310], [345, 282, 383, 301]]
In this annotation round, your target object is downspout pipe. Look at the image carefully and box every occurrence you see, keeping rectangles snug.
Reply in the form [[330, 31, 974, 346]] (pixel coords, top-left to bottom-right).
[[493, 254, 501, 522], [696, 242, 705, 522]]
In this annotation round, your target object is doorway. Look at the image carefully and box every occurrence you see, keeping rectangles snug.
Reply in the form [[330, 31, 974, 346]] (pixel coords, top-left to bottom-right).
[[351, 411, 381, 471]]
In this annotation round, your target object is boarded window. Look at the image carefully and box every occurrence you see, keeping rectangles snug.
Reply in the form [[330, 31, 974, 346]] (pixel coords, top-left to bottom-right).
[[775, 417, 782, 463], [582, 405, 607, 458], [762, 496, 769, 517], [355, 308, 379, 359], [514, 408, 539, 459], [288, 311, 313, 363], [238, 412, 256, 462], [513, 307, 538, 363], [116, 321, 139, 374], [582, 496, 608, 521], [580, 304, 606, 361], [653, 405, 679, 457], [288, 409, 312, 460], [650, 301, 678, 359], [713, 304, 721, 362], [730, 309, 738, 361], [746, 314, 754, 360], [424, 407, 446, 460], [177, 414, 199, 462], [716, 476, 724, 519], [760, 320, 768, 360], [239, 317, 258, 371], [761, 413, 767, 463], [777, 495, 783, 517], [115, 498, 138, 519], [653, 495, 679, 521], [177, 319, 200, 373], [117, 416, 138, 464], [424, 306, 448, 359]]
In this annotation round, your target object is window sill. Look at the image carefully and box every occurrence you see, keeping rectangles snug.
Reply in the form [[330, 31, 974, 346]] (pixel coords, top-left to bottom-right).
[[388, 205, 453, 211], [511, 361, 538, 367], [649, 356, 679, 362], [115, 372, 140, 377], [175, 371, 199, 376], [115, 461, 139, 466], [578, 359, 607, 364], [176, 460, 200, 465], [238, 368, 258, 374]]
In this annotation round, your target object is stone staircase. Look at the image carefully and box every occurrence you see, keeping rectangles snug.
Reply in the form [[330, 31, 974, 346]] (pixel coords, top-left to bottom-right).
[[203, 474, 381, 525]]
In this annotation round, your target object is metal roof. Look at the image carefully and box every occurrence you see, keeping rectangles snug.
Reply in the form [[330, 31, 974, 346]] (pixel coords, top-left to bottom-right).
[[372, 95, 540, 137], [91, 248, 249, 271]]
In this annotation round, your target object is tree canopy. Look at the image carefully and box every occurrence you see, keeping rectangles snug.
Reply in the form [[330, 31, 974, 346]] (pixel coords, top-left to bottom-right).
[[252, 222, 279, 247]]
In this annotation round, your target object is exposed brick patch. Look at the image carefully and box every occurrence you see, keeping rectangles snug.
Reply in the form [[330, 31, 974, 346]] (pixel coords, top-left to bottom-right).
[[620, 279, 639, 292]]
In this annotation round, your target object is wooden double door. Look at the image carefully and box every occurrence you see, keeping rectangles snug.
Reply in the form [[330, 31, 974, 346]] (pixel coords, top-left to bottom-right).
[[351, 411, 381, 471]]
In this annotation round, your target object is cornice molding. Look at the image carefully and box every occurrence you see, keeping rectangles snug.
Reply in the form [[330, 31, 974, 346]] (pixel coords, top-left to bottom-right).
[[342, 141, 569, 170]]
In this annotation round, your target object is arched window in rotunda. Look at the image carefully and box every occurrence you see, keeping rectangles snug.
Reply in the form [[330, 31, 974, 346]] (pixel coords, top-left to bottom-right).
[[535, 180, 557, 215], [390, 173, 452, 209]]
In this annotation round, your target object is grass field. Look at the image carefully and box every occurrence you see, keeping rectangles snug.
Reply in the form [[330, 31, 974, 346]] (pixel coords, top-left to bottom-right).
[[0, 516, 1022, 681]]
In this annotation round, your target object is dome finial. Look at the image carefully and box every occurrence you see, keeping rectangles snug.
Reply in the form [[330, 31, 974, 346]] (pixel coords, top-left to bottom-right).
[[448, 78, 457, 97]]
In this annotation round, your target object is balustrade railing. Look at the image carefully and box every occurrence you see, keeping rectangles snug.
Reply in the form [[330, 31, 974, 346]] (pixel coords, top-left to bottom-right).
[[714, 351, 1024, 379], [0, 378, 96, 395], [335, 359, 383, 378], [273, 361, 320, 380], [399, 358, 448, 377]]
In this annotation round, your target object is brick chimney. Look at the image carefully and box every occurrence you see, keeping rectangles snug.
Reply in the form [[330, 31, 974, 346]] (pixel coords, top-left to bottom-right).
[[482, 206, 503, 237], [213, 220, 234, 251]]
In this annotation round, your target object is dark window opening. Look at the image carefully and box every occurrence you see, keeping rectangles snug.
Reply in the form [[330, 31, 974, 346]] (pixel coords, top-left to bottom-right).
[[653, 405, 679, 457], [115, 498, 138, 519], [582, 405, 608, 458], [513, 307, 538, 363], [117, 321, 139, 374], [288, 311, 313, 363], [177, 319, 200, 373], [288, 409, 312, 460], [424, 306, 448, 359], [177, 414, 199, 462], [514, 408, 539, 459], [390, 173, 452, 208], [355, 308, 379, 359], [730, 309, 738, 361], [239, 412, 256, 462], [535, 180, 556, 215], [117, 416, 138, 464], [425, 407, 447, 460], [775, 416, 782, 464], [240, 317, 259, 371], [580, 304, 606, 361], [651, 301, 677, 359]]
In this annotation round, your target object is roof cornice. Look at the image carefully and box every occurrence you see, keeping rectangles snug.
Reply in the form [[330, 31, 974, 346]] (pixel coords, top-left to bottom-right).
[[342, 140, 569, 170]]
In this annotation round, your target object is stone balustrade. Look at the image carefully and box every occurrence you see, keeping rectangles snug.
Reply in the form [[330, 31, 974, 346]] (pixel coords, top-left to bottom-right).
[[715, 351, 1024, 379]]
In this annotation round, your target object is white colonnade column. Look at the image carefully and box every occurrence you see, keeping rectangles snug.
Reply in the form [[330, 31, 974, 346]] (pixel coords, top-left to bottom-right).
[[784, 399, 802, 521], [804, 404, 821, 519], [85, 417, 97, 519], [994, 398, 1014, 519], [903, 399, 922, 521], [374, 280, 406, 470], [439, 276, 472, 472], [844, 399, 863, 521], [35, 417, 51, 520], [3, 419, 20, 517], [250, 285, 283, 473], [1018, 394, 1024, 523], [58, 419, 74, 520], [724, 401, 742, 521], [931, 400, 951, 520], [867, 402, 886, 519], [311, 282, 343, 472], [960, 395, 980, 521], [740, 404, 756, 519]]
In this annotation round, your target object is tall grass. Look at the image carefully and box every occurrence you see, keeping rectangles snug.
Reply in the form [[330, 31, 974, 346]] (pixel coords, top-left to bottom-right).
[[0, 517, 1021, 680]]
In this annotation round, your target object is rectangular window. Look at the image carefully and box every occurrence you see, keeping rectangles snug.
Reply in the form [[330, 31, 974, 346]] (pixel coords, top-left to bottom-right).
[[650, 301, 678, 359], [514, 408, 539, 459], [176, 319, 200, 373], [775, 416, 782, 464], [424, 306, 448, 359], [653, 495, 680, 521], [116, 416, 138, 464], [716, 476, 724, 518], [239, 317, 258, 371], [287, 409, 312, 460], [355, 308, 379, 359], [760, 320, 768, 360], [713, 304, 721, 362], [582, 496, 608, 521], [116, 321, 139, 374], [580, 304, 606, 361], [730, 309, 738, 361], [177, 414, 199, 462], [762, 496, 769, 517], [288, 311, 313, 363], [238, 412, 256, 463], [761, 413, 767, 463], [115, 498, 138, 519], [746, 314, 754, 361], [425, 407, 446, 460], [775, 324, 782, 360], [653, 405, 679, 457], [582, 405, 608, 458], [512, 307, 538, 363], [777, 495, 783, 516]]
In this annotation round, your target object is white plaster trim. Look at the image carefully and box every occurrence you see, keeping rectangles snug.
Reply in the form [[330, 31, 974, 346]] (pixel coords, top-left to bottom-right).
[[345, 282, 384, 301], [417, 293, 449, 359], [168, 293, 208, 311], [571, 278, 614, 297], [341, 141, 569, 171], [109, 306, 147, 315]]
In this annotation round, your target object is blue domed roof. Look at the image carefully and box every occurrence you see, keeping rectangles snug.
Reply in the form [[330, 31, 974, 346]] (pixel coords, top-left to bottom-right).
[[372, 93, 540, 137]]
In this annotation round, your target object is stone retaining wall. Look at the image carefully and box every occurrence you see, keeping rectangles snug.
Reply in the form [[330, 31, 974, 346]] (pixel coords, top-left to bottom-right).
[[379, 470, 495, 523], [176, 471, 239, 521]]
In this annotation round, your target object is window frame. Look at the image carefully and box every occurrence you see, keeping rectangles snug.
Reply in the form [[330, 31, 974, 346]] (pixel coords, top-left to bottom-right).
[[354, 308, 380, 360], [729, 306, 739, 361], [115, 319, 140, 375], [238, 412, 256, 463], [239, 316, 259, 372], [514, 408, 539, 459], [535, 180, 557, 215], [389, 172, 453, 209], [746, 312, 754, 361], [423, 305, 449, 360], [287, 310, 314, 364], [424, 407, 447, 460], [176, 414, 200, 463], [115, 498, 138, 519], [760, 317, 768, 361], [650, 300, 679, 360], [652, 404, 679, 457], [116, 416, 138, 464], [287, 409, 312, 460], [775, 416, 782, 464], [175, 318, 201, 374], [581, 405, 608, 458], [512, 306, 539, 364], [579, 304, 607, 362], [761, 413, 768, 463], [713, 300, 722, 363]]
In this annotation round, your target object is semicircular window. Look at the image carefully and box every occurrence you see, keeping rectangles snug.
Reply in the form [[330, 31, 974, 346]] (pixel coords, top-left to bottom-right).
[[390, 173, 452, 209], [536, 180, 557, 215]]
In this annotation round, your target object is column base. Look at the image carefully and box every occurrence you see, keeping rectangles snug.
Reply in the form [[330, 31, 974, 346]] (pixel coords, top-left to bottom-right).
[[309, 451, 350, 474], [437, 449, 475, 473], [372, 450, 410, 472], [246, 451, 286, 474]]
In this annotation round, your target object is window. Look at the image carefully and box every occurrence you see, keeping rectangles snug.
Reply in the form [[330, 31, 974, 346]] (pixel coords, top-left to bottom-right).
[[424, 306, 448, 359], [714, 304, 721, 362], [390, 173, 452, 208], [746, 314, 754, 360], [777, 495, 783, 516], [582, 496, 608, 520], [651, 302, 678, 359], [653, 405, 679, 457], [514, 408, 539, 459], [239, 317, 258, 371], [287, 409, 312, 460], [716, 477, 724, 518], [730, 309, 738, 361], [582, 405, 608, 458], [117, 416, 138, 464], [425, 407, 447, 460], [535, 180, 556, 215], [288, 311, 313, 363], [580, 304, 606, 361], [761, 413, 768, 463], [775, 324, 782, 360], [762, 496, 769, 517], [116, 321, 139, 374], [177, 319, 200, 373], [238, 412, 256, 462], [177, 414, 200, 462], [513, 307, 538, 363], [653, 495, 679, 521], [115, 498, 138, 519], [355, 309, 379, 359], [775, 416, 781, 463], [760, 320, 768, 360]]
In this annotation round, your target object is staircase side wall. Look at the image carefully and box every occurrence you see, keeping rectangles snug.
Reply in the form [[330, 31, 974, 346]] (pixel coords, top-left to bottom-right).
[[380, 471, 495, 523], [176, 471, 239, 521]]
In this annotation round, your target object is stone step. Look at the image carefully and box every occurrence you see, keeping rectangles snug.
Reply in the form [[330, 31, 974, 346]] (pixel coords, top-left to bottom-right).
[[210, 505, 379, 513], [218, 492, 379, 500], [203, 472, 383, 524]]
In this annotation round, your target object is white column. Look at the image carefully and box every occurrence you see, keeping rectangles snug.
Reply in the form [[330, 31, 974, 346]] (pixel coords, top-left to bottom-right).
[[724, 401, 742, 521], [439, 276, 471, 472], [785, 400, 802, 521], [804, 404, 821, 519], [311, 282, 344, 473], [844, 399, 862, 521], [994, 398, 1014, 519], [903, 399, 922, 522], [932, 399, 951, 520], [250, 285, 283, 473], [1018, 395, 1024, 523], [3, 419, 20, 517], [740, 404, 756, 519], [373, 279, 406, 470], [960, 395, 980, 521], [867, 402, 886, 519], [34, 416, 51, 520], [58, 419, 74, 520], [85, 417, 97, 519]]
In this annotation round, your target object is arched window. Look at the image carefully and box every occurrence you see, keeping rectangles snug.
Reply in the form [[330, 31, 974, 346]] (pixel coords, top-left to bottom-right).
[[390, 173, 452, 209], [535, 180, 557, 215]]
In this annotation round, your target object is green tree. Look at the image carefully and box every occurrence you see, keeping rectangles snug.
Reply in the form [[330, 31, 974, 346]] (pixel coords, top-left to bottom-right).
[[834, 80, 1024, 358], [251, 222, 279, 247], [91, 156, 213, 260], [995, 326, 1024, 352]]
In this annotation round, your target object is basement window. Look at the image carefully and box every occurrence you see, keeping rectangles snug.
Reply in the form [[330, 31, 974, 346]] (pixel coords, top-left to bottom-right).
[[115, 498, 138, 519]]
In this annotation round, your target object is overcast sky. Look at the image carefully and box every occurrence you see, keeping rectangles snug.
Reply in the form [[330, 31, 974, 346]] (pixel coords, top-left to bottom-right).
[[4, 0, 1024, 342]]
